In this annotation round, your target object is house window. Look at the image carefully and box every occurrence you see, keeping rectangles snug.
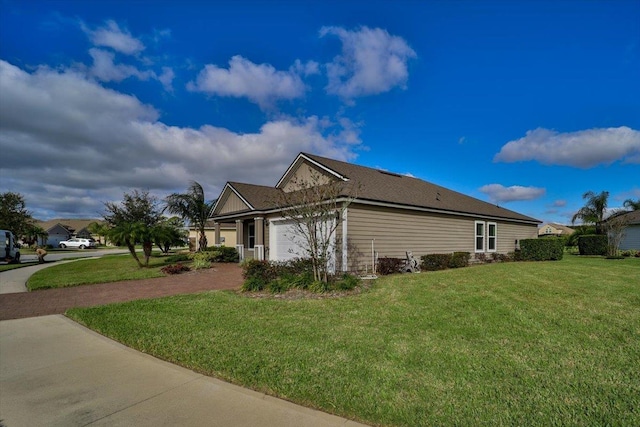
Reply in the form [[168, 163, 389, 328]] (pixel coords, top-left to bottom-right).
[[248, 223, 255, 249], [475, 221, 485, 252], [487, 222, 497, 252]]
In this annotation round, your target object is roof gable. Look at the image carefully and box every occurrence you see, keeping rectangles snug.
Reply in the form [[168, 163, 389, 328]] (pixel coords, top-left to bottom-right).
[[276, 153, 348, 190]]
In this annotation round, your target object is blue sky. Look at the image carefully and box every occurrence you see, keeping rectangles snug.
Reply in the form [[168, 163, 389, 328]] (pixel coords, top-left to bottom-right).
[[1, 0, 638, 223]]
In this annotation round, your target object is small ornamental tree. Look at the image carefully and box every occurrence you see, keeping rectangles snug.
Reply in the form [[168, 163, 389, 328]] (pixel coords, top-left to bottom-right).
[[103, 190, 163, 267], [604, 211, 631, 257], [272, 171, 359, 283]]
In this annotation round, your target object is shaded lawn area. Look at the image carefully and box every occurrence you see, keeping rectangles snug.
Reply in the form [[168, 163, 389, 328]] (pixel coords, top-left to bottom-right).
[[27, 254, 166, 290], [67, 256, 640, 426]]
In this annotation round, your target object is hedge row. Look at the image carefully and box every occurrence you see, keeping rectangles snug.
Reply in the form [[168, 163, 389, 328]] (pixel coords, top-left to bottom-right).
[[519, 239, 564, 261], [577, 235, 608, 256], [421, 252, 471, 271]]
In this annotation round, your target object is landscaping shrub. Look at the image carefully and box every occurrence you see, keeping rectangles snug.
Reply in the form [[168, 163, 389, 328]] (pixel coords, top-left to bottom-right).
[[205, 246, 240, 263], [450, 252, 470, 268], [421, 254, 452, 271], [190, 251, 212, 269], [519, 239, 564, 261], [377, 257, 404, 275], [241, 258, 359, 294], [161, 263, 191, 275], [578, 235, 608, 256], [242, 259, 278, 283], [334, 273, 360, 291], [164, 253, 191, 264], [241, 276, 265, 292]]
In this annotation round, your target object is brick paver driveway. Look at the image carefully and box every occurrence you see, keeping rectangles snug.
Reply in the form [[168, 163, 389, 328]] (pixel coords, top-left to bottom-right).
[[0, 263, 243, 320]]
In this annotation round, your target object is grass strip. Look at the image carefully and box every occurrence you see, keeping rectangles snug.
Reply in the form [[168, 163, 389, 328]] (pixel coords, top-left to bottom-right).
[[27, 254, 166, 290]]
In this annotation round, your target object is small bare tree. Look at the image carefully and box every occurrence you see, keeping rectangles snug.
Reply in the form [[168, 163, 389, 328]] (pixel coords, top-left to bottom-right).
[[604, 211, 631, 257], [273, 171, 359, 283]]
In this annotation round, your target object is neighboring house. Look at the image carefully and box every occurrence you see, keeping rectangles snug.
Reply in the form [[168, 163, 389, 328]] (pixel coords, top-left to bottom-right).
[[607, 210, 640, 251], [210, 152, 540, 272], [538, 223, 575, 238], [188, 221, 237, 249], [36, 219, 104, 247]]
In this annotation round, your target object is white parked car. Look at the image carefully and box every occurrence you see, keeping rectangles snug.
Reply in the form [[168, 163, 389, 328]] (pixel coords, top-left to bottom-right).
[[58, 238, 97, 249]]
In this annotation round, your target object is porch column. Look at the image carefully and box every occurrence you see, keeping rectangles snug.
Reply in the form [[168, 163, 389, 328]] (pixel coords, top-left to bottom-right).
[[214, 222, 221, 247], [235, 220, 244, 262], [254, 217, 264, 261]]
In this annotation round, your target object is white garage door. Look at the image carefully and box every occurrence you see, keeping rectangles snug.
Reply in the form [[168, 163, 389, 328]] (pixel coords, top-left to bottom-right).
[[269, 218, 336, 270]]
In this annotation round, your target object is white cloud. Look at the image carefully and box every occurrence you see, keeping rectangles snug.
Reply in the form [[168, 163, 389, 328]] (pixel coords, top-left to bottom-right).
[[320, 26, 416, 99], [479, 184, 546, 204], [157, 66, 175, 92], [82, 20, 145, 55], [551, 200, 567, 207], [494, 127, 640, 168], [291, 59, 320, 76], [0, 60, 360, 219], [88, 48, 154, 82], [187, 55, 307, 110]]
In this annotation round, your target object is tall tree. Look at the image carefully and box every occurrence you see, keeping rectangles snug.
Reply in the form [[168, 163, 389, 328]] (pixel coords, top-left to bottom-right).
[[103, 190, 163, 267], [0, 192, 34, 238], [571, 190, 609, 233], [623, 198, 640, 211], [165, 181, 215, 251]]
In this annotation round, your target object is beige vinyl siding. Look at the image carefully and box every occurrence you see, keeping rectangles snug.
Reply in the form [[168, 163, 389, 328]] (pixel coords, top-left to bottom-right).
[[281, 161, 332, 192], [218, 191, 250, 214], [346, 204, 538, 270], [188, 228, 237, 249], [496, 222, 538, 253]]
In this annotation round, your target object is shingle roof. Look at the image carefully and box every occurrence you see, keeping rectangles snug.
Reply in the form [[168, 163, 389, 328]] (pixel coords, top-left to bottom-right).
[[606, 209, 640, 225], [302, 153, 540, 223], [227, 182, 283, 211], [215, 153, 540, 224], [36, 218, 103, 233]]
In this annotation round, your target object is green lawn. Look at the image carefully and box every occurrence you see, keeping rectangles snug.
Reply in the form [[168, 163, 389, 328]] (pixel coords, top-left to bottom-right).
[[67, 256, 640, 426], [27, 254, 167, 290]]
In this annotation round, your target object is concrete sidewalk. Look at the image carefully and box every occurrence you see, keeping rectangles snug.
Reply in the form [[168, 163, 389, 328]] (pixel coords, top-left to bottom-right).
[[0, 315, 367, 427]]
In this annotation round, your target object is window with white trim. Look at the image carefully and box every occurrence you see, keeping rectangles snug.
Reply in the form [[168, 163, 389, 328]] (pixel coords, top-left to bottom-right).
[[487, 222, 497, 252], [475, 221, 485, 252]]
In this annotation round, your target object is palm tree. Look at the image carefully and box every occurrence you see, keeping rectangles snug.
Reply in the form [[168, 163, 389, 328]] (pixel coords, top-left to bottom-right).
[[571, 190, 609, 234], [623, 198, 640, 211], [165, 181, 215, 251]]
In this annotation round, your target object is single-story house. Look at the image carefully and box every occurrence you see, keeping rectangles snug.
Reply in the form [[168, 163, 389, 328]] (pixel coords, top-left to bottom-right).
[[210, 152, 541, 272], [188, 220, 237, 250], [36, 219, 103, 247], [607, 210, 640, 251], [538, 223, 575, 238]]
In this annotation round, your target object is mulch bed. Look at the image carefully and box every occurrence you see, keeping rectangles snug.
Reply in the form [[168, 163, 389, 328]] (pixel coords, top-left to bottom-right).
[[0, 263, 243, 321]]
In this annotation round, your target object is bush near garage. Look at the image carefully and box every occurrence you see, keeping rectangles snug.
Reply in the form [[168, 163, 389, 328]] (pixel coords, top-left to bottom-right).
[[241, 258, 359, 294]]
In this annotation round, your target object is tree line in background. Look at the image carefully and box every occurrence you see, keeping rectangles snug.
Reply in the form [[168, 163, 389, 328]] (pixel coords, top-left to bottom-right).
[[0, 181, 216, 268]]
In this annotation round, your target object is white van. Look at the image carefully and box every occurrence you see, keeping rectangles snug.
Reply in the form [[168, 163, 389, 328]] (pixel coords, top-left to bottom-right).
[[1, 229, 21, 263]]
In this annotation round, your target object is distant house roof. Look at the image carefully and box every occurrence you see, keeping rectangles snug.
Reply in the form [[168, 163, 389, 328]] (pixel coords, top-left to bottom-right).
[[605, 209, 640, 225], [213, 152, 540, 225], [539, 223, 576, 235], [36, 219, 103, 234]]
